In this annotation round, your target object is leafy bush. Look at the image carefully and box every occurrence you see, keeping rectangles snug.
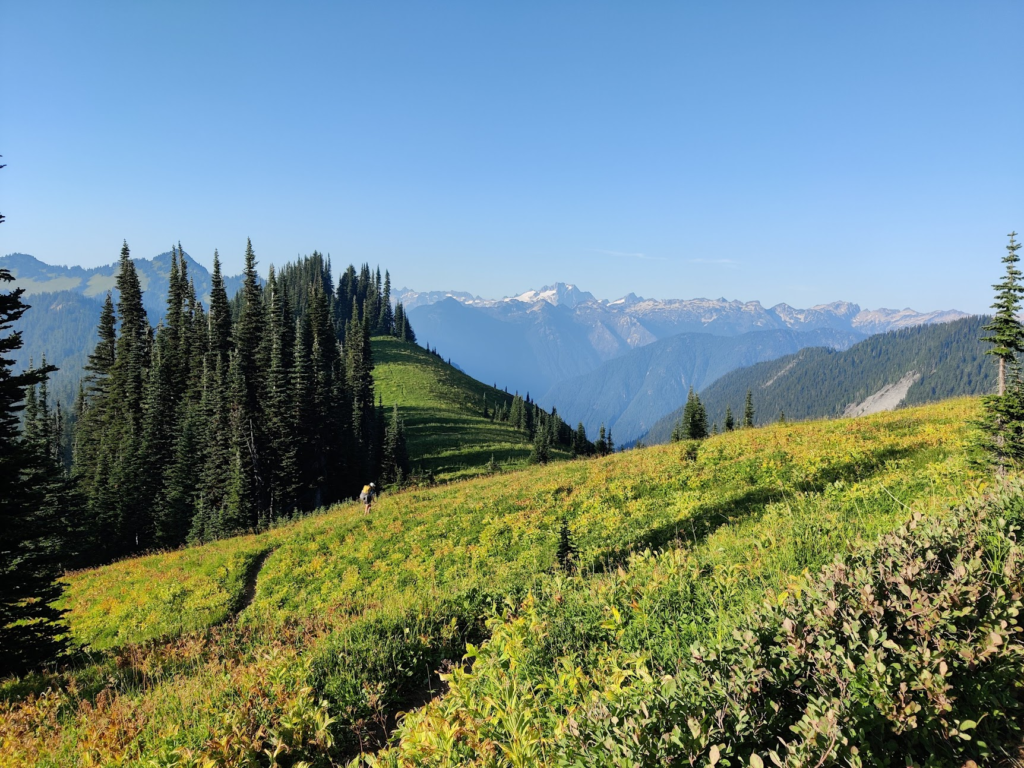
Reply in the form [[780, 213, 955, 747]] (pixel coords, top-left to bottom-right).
[[380, 482, 1024, 767]]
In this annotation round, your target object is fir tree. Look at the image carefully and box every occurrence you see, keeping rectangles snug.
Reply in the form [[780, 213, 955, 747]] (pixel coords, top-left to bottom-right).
[[724, 405, 734, 432], [378, 270, 395, 335], [555, 517, 578, 573], [982, 232, 1024, 397], [981, 232, 1024, 467], [224, 239, 267, 533], [743, 388, 754, 428], [675, 388, 709, 440], [208, 249, 233, 362], [0, 188, 70, 673], [382, 403, 411, 485]]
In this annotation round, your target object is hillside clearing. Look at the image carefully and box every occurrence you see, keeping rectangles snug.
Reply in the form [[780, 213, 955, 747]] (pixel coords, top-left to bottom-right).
[[1, 399, 989, 766]]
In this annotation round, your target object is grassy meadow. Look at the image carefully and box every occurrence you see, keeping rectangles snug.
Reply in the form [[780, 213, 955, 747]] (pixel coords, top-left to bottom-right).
[[371, 337, 569, 481], [0, 398, 997, 766]]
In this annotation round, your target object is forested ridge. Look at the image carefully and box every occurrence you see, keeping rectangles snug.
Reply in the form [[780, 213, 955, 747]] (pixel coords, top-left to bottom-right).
[[645, 315, 993, 443], [61, 241, 424, 563], [13, 240, 593, 572]]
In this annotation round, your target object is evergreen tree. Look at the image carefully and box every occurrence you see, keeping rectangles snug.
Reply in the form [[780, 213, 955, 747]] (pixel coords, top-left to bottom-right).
[[529, 430, 551, 465], [208, 250, 233, 362], [595, 424, 608, 456], [724, 405, 735, 432], [981, 232, 1024, 467], [345, 303, 376, 479], [555, 517, 577, 573], [0, 189, 70, 673], [982, 232, 1024, 396], [378, 270, 395, 335], [743, 388, 754, 428], [102, 242, 153, 553], [382, 403, 411, 485], [264, 268, 297, 521], [224, 239, 267, 533], [676, 388, 709, 440]]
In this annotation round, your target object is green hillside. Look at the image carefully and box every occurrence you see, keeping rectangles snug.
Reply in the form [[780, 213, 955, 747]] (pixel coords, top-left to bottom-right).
[[645, 315, 994, 444], [3, 398, 1007, 766], [372, 336, 566, 479]]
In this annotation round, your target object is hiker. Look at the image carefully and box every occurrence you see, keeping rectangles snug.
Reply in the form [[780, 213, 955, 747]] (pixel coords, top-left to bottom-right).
[[360, 482, 376, 514]]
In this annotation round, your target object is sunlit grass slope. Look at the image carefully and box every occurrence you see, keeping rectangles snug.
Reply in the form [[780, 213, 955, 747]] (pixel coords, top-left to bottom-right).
[[2, 399, 987, 766], [372, 337, 566, 480]]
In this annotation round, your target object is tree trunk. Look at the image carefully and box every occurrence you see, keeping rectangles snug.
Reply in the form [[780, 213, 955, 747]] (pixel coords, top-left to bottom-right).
[[999, 357, 1006, 397]]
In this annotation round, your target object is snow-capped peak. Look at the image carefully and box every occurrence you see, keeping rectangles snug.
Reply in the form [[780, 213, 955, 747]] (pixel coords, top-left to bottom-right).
[[508, 283, 597, 308]]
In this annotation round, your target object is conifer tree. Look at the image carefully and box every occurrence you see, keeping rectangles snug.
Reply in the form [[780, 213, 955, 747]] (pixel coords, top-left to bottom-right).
[[208, 250, 233, 362], [0, 181, 70, 673], [724, 405, 735, 432], [345, 303, 376, 479], [556, 517, 577, 573], [382, 403, 410, 485], [224, 239, 268, 532], [102, 242, 153, 553], [378, 270, 395, 335], [982, 232, 1024, 397], [264, 268, 297, 520], [743, 389, 754, 428]]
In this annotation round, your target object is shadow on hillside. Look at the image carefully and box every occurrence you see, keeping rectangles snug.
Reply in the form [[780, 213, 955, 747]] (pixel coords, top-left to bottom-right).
[[586, 445, 919, 575]]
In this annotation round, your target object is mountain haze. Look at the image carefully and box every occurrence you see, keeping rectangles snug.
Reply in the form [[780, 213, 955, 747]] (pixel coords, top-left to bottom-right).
[[543, 327, 863, 446], [405, 282, 967, 399]]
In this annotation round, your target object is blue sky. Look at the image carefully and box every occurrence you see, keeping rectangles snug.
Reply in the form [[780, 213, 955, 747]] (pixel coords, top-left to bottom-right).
[[2, 1, 1021, 313]]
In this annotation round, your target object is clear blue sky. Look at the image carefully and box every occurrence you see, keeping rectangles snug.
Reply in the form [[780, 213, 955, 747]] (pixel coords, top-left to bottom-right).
[[2, 1, 1021, 313]]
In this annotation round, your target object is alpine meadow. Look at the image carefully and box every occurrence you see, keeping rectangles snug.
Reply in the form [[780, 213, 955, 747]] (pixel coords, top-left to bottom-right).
[[4, 4, 1024, 767]]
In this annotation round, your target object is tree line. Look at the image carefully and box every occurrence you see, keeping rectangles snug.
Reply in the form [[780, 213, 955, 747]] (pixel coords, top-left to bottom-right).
[[61, 241, 421, 561], [486, 390, 611, 462]]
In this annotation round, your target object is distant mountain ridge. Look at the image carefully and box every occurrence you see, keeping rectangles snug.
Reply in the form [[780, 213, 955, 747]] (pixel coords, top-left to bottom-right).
[[1, 252, 248, 322], [643, 315, 995, 445], [404, 281, 968, 399], [0, 251, 250, 408]]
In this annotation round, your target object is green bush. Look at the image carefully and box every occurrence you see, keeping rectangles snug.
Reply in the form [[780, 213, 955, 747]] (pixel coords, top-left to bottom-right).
[[382, 481, 1024, 767], [567, 488, 1024, 766]]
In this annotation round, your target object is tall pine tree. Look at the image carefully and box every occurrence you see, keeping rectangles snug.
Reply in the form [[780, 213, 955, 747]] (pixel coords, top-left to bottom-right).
[[0, 159, 70, 673]]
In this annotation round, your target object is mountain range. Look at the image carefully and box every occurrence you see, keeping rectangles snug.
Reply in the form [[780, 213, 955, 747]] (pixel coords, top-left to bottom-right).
[[402, 281, 967, 412], [2, 254, 970, 434]]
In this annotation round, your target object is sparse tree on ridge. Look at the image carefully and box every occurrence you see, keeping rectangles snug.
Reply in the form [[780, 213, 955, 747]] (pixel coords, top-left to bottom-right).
[[982, 232, 1024, 397], [743, 389, 755, 428]]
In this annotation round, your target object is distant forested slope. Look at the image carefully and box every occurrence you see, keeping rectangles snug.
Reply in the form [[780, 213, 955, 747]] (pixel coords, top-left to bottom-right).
[[11, 290, 103, 408], [644, 315, 993, 443], [543, 327, 863, 446]]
